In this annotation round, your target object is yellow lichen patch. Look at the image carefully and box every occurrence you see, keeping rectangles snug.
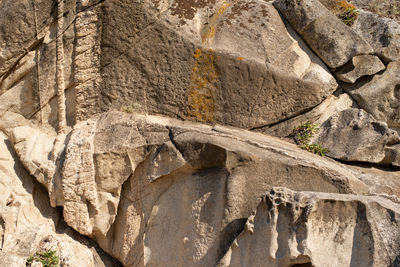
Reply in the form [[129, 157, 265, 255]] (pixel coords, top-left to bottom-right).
[[237, 57, 245, 61], [201, 1, 231, 44], [187, 48, 218, 122]]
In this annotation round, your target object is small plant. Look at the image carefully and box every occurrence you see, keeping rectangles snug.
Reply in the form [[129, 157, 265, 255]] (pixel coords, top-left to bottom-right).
[[120, 103, 142, 113], [337, 0, 359, 26], [292, 121, 329, 157], [26, 250, 59, 267]]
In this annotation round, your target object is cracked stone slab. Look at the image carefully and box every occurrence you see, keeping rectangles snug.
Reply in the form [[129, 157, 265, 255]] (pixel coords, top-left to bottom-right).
[[335, 55, 385, 83], [274, 0, 373, 68]]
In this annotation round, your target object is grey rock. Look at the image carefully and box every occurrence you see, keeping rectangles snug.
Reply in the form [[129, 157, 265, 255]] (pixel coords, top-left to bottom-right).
[[314, 108, 400, 163], [343, 60, 400, 128], [353, 10, 400, 63], [274, 0, 374, 68], [336, 55, 386, 83], [219, 187, 400, 267]]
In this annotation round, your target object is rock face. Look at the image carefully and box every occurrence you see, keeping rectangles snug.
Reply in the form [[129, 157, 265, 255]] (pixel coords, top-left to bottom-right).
[[314, 109, 400, 163], [12, 111, 371, 266], [0, 132, 120, 266], [274, 0, 373, 68], [343, 61, 400, 129], [335, 55, 385, 83], [352, 10, 400, 63], [1, 0, 400, 267], [219, 187, 400, 267]]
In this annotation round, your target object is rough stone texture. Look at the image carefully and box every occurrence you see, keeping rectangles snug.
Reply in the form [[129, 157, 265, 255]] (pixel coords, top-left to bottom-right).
[[260, 93, 356, 137], [349, 0, 400, 23], [314, 108, 400, 163], [346, 164, 400, 198], [95, 0, 337, 128], [274, 0, 373, 68], [1, 0, 400, 266], [352, 10, 400, 63], [335, 55, 386, 83], [219, 187, 400, 267], [0, 0, 338, 133], [0, 131, 121, 267], [343, 61, 400, 129], [11, 111, 391, 266]]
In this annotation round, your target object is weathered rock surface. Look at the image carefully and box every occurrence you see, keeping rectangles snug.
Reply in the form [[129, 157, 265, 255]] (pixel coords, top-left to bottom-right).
[[343, 61, 400, 129], [1, 0, 400, 266], [0, 0, 338, 133], [350, 0, 400, 23], [352, 10, 400, 63], [314, 108, 400, 163], [0, 131, 120, 266], [260, 93, 356, 137], [9, 111, 376, 265], [335, 55, 385, 83], [219, 187, 400, 267], [274, 0, 373, 68]]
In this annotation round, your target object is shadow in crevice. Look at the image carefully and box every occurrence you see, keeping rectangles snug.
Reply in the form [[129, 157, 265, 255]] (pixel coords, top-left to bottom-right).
[[217, 218, 247, 261]]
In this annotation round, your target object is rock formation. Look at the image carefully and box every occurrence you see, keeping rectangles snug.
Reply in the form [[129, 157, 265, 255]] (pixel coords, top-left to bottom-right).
[[1, 0, 400, 266]]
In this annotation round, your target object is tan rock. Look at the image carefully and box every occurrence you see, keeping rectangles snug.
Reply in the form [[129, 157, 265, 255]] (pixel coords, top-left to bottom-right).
[[274, 0, 374, 68], [260, 93, 356, 137], [336, 55, 386, 83], [343, 61, 400, 129], [29, 111, 373, 266], [353, 10, 400, 62], [314, 108, 400, 164], [219, 187, 400, 267], [0, 131, 120, 266]]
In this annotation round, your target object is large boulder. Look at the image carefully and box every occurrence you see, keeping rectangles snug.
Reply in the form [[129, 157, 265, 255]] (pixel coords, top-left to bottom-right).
[[343, 61, 400, 129], [0, 0, 337, 133], [9, 111, 372, 266], [219, 187, 400, 267], [335, 55, 385, 83], [352, 10, 400, 63], [274, 0, 373, 68], [314, 108, 400, 163], [0, 132, 120, 266]]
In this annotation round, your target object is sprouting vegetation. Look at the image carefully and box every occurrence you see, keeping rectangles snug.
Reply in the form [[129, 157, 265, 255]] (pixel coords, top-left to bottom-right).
[[26, 250, 59, 267], [292, 121, 329, 157], [337, 0, 360, 26]]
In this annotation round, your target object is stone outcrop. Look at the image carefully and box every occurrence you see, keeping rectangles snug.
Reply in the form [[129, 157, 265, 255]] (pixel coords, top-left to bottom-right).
[[0, 132, 120, 266], [353, 10, 400, 63], [335, 55, 385, 83], [343, 61, 400, 129], [314, 108, 400, 163], [1, 0, 400, 266], [274, 0, 373, 68], [10, 111, 373, 265], [219, 187, 400, 267]]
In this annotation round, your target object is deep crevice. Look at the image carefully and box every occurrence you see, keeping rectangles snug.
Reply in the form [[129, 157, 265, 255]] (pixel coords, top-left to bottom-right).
[[333, 158, 400, 172]]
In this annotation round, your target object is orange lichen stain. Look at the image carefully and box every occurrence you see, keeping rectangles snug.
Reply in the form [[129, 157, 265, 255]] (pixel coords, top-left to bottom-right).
[[201, 1, 231, 44], [188, 48, 218, 122], [338, 0, 356, 9], [237, 57, 245, 61]]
